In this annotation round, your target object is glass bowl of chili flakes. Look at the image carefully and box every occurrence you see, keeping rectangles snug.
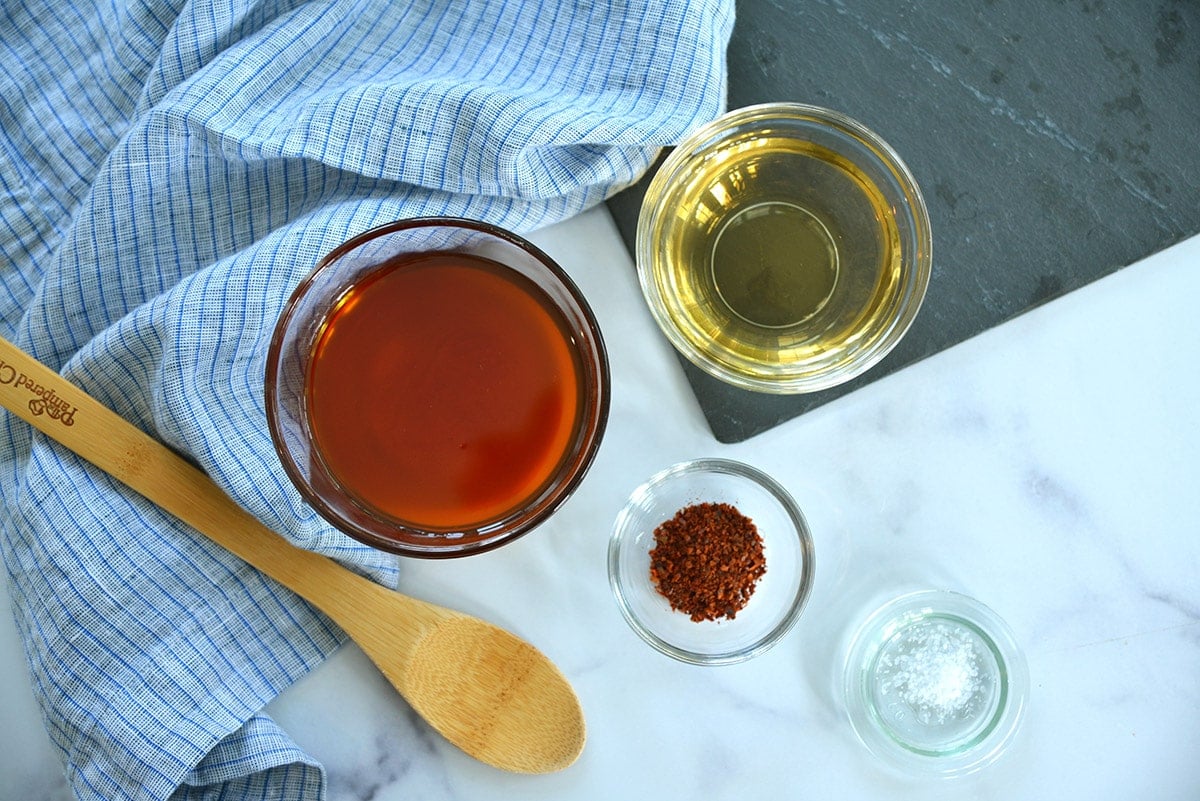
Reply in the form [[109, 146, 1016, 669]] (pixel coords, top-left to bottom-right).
[[608, 458, 816, 665]]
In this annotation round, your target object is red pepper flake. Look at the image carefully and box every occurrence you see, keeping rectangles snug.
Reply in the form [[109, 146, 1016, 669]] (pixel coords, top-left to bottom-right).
[[648, 502, 766, 622]]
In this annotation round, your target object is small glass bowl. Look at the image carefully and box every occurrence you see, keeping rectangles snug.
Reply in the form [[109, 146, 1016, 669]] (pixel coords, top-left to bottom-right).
[[636, 103, 932, 394], [843, 590, 1029, 777], [608, 459, 815, 665], [265, 218, 610, 558]]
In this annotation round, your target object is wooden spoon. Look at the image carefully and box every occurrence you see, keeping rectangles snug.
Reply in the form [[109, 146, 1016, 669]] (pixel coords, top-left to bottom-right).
[[0, 335, 585, 774]]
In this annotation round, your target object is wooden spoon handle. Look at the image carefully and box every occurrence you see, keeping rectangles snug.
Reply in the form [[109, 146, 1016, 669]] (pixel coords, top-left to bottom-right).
[[0, 336, 403, 623], [0, 336, 587, 774]]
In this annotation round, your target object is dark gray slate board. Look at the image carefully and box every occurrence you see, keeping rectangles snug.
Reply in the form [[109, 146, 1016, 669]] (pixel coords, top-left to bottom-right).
[[606, 0, 1199, 443]]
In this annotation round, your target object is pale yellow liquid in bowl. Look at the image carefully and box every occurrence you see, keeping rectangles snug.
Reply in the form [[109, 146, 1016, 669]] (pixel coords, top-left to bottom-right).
[[647, 135, 906, 386]]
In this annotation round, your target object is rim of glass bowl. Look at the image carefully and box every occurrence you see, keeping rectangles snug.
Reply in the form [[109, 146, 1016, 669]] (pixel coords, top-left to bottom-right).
[[265, 217, 611, 558], [842, 590, 1030, 778], [635, 102, 933, 394], [607, 458, 816, 665]]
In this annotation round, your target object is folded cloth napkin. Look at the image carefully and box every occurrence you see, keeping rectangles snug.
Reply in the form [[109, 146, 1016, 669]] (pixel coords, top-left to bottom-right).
[[0, 0, 733, 798]]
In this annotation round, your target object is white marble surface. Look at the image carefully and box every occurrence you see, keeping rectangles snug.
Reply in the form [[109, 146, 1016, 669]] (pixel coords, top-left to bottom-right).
[[2, 205, 1198, 800]]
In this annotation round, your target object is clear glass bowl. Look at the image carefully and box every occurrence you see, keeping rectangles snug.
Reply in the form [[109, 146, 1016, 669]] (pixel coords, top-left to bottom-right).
[[265, 217, 610, 557], [843, 590, 1029, 777], [636, 103, 932, 394], [608, 459, 816, 665]]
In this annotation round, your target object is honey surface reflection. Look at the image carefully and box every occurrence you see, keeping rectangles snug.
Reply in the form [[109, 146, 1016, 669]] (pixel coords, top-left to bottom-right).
[[307, 252, 582, 530]]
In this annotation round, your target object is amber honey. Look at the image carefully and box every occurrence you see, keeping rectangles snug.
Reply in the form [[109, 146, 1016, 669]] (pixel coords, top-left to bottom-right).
[[306, 252, 583, 531]]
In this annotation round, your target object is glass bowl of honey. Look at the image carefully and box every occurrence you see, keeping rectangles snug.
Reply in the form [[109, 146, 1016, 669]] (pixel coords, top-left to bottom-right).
[[266, 218, 610, 557], [636, 103, 932, 394]]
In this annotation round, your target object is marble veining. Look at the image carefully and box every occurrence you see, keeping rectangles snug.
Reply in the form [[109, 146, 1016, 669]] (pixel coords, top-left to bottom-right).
[[2, 208, 1198, 799]]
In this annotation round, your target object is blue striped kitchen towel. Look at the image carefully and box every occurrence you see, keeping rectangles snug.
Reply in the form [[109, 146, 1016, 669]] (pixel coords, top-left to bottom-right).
[[0, 1, 733, 798]]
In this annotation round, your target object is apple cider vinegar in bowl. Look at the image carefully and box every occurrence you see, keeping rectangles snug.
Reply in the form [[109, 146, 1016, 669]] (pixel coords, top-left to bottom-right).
[[637, 103, 932, 394]]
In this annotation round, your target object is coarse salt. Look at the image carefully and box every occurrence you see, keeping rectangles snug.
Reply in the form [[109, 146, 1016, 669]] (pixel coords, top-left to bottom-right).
[[877, 620, 984, 725]]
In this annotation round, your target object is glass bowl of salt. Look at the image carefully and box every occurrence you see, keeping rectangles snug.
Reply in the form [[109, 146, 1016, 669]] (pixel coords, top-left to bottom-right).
[[842, 590, 1028, 777]]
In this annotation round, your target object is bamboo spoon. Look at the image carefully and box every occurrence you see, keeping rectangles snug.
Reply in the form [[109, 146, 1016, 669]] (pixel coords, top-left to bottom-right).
[[0, 335, 585, 774]]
